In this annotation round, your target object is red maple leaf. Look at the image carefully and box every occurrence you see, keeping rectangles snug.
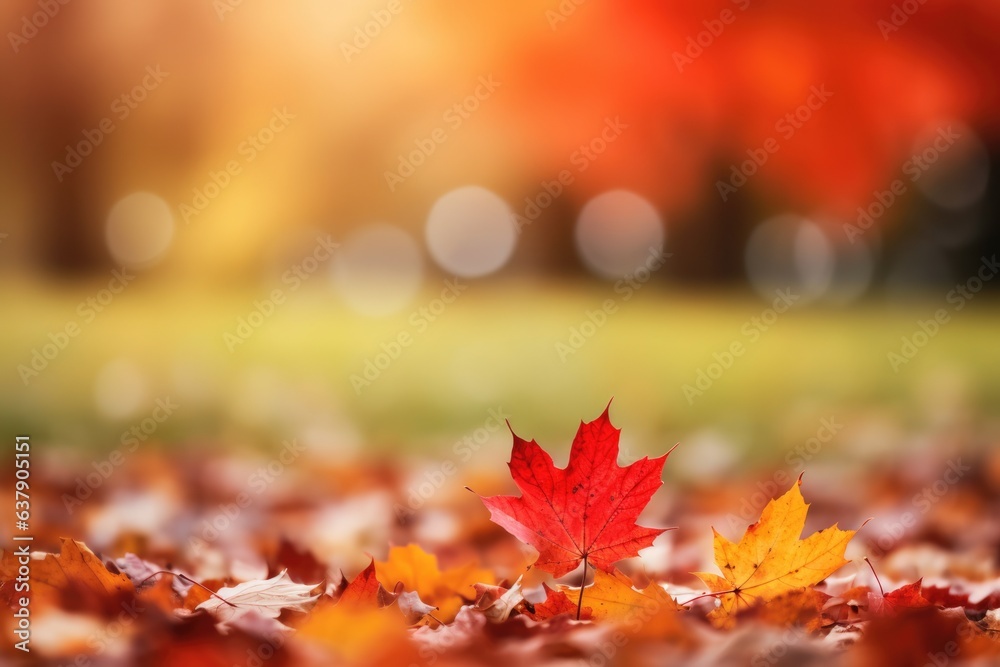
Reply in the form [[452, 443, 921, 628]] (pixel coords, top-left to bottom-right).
[[478, 404, 675, 578], [863, 560, 930, 617], [921, 584, 1000, 612], [337, 559, 380, 608], [523, 583, 592, 621], [869, 579, 930, 616]]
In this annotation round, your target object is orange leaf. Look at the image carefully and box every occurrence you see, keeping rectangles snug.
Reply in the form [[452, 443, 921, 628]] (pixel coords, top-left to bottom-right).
[[1, 538, 132, 610], [296, 598, 413, 665], [562, 569, 680, 629], [737, 588, 832, 630], [375, 544, 494, 622]]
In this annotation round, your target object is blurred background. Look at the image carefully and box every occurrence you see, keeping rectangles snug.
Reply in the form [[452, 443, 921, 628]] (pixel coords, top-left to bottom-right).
[[1, 0, 999, 475]]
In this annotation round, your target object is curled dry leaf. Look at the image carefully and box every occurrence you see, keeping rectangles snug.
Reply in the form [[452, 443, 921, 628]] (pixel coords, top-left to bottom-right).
[[196, 569, 320, 632], [474, 575, 525, 622], [397, 590, 438, 624]]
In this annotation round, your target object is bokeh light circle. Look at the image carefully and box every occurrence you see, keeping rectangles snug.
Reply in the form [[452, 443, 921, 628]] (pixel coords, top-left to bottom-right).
[[331, 223, 423, 316], [575, 190, 664, 279], [425, 186, 517, 278], [105, 192, 175, 267], [826, 234, 876, 304], [745, 215, 834, 303], [911, 121, 990, 210], [93, 358, 148, 420]]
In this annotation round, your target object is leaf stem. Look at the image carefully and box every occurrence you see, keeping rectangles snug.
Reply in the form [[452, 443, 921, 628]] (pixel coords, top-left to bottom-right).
[[576, 556, 588, 620], [137, 570, 237, 608], [864, 557, 885, 597], [682, 590, 728, 606]]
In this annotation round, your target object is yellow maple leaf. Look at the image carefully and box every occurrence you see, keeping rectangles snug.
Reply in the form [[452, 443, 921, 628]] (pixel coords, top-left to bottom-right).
[[375, 544, 494, 623], [694, 477, 859, 628]]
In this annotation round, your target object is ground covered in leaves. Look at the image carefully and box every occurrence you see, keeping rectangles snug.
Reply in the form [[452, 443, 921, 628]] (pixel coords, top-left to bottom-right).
[[3, 408, 1000, 666]]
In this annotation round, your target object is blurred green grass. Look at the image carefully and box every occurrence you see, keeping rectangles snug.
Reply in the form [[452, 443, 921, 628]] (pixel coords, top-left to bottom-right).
[[3, 278, 998, 459]]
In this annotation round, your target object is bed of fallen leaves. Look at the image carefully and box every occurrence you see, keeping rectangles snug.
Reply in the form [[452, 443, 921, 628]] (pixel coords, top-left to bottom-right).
[[3, 405, 1000, 666]]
